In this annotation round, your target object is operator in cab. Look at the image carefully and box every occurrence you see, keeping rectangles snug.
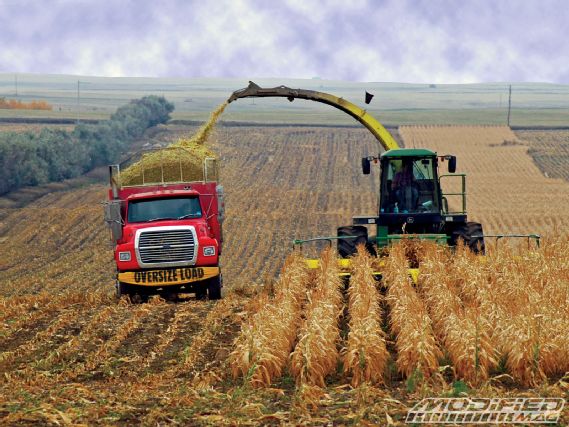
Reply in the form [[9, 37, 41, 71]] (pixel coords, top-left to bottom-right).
[[391, 159, 419, 213]]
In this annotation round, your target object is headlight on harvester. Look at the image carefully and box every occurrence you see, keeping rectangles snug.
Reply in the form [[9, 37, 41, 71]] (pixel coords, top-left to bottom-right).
[[203, 246, 216, 256], [119, 251, 131, 262]]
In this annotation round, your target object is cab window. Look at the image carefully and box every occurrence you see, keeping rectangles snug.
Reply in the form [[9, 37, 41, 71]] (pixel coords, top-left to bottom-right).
[[380, 157, 439, 214], [127, 197, 202, 223]]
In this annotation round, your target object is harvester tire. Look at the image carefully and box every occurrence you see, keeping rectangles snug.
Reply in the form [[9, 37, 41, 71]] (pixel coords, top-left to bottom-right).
[[337, 226, 370, 258], [452, 222, 485, 254], [207, 275, 222, 300]]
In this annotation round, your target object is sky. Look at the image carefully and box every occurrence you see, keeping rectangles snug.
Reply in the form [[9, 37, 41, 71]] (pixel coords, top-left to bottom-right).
[[0, 0, 568, 84]]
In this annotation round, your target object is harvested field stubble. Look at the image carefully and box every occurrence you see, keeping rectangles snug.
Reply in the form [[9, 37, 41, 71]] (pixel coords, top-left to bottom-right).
[[399, 126, 569, 234]]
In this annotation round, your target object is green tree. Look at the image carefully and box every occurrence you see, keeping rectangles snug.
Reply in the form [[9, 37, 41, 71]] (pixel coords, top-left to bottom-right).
[[0, 95, 174, 194]]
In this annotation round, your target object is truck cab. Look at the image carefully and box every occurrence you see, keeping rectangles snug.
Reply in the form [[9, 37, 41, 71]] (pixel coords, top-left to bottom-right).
[[104, 154, 224, 300]]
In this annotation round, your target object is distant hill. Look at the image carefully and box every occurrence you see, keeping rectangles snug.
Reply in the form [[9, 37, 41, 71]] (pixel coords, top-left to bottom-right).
[[0, 73, 568, 126]]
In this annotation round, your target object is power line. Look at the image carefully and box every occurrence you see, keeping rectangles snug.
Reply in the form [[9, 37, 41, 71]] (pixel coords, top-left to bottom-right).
[[507, 85, 512, 127]]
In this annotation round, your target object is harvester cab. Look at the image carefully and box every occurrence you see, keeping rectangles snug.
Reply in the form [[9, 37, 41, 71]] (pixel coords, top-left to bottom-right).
[[375, 151, 448, 232], [351, 149, 469, 252]]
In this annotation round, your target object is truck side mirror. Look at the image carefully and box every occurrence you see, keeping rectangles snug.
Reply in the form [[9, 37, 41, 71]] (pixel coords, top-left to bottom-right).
[[448, 156, 457, 173], [109, 165, 121, 199], [104, 201, 123, 242], [216, 185, 225, 223], [362, 157, 371, 175]]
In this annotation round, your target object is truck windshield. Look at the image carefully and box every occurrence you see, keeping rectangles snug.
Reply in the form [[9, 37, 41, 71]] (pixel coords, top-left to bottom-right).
[[127, 197, 202, 223]]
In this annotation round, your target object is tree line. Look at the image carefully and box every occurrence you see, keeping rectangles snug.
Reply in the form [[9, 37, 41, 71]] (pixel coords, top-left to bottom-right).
[[0, 96, 174, 194], [0, 98, 52, 110]]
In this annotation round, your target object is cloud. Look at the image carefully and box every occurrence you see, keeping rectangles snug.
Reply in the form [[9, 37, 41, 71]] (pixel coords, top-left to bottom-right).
[[0, 0, 567, 83]]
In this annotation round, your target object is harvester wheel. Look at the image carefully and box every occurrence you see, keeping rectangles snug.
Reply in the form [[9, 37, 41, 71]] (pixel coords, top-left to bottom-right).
[[207, 275, 222, 300], [337, 226, 374, 258], [452, 222, 485, 254]]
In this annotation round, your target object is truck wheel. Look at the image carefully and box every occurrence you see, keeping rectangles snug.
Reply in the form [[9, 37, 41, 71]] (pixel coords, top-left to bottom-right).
[[337, 226, 376, 258], [116, 281, 129, 299], [207, 275, 222, 300], [195, 285, 207, 300], [116, 282, 147, 303], [451, 222, 485, 254]]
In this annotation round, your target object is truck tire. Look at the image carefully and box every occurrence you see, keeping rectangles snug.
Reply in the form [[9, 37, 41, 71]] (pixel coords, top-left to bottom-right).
[[116, 282, 149, 303], [337, 226, 370, 258], [116, 281, 129, 299], [451, 222, 485, 254], [207, 275, 222, 300], [195, 285, 207, 300]]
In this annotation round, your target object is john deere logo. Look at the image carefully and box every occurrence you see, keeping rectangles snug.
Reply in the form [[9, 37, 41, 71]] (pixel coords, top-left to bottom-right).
[[407, 217, 414, 223]]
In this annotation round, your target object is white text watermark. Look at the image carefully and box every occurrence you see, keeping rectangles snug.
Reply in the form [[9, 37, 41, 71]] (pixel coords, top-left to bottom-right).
[[406, 398, 565, 424]]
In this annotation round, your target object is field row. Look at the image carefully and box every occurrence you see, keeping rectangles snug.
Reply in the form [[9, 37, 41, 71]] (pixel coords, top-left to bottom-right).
[[516, 129, 569, 182], [0, 290, 243, 424], [400, 126, 569, 234]]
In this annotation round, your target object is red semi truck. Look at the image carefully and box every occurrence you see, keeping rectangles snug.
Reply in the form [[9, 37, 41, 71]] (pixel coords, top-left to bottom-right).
[[104, 153, 224, 300]]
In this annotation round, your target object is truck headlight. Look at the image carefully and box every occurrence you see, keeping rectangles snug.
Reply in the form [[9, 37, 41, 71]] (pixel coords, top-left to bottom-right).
[[119, 251, 131, 262], [203, 246, 216, 256]]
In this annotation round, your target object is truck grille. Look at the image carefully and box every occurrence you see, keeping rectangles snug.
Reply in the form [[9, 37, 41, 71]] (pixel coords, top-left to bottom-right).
[[136, 227, 197, 266]]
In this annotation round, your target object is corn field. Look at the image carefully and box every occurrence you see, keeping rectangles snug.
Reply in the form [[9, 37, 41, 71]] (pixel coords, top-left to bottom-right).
[[1, 124, 568, 425], [228, 237, 569, 387]]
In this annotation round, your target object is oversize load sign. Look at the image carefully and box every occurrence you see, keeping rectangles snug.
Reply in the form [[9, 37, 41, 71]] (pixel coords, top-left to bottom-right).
[[118, 267, 219, 286]]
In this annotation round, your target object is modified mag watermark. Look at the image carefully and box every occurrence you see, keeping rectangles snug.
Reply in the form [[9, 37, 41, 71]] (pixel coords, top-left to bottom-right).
[[406, 398, 565, 424]]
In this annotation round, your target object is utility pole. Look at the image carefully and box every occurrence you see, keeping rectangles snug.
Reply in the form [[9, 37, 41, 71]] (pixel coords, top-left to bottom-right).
[[77, 80, 80, 124], [507, 85, 512, 126], [14, 74, 18, 97]]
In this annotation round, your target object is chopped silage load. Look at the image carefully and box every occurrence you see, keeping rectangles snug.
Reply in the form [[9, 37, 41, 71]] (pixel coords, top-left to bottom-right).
[[120, 102, 228, 185]]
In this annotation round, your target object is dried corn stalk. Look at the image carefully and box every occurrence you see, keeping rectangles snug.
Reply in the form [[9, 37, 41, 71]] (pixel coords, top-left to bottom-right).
[[477, 238, 569, 386], [229, 253, 309, 387], [384, 243, 442, 380], [342, 245, 389, 386], [290, 248, 343, 387], [420, 244, 497, 385]]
